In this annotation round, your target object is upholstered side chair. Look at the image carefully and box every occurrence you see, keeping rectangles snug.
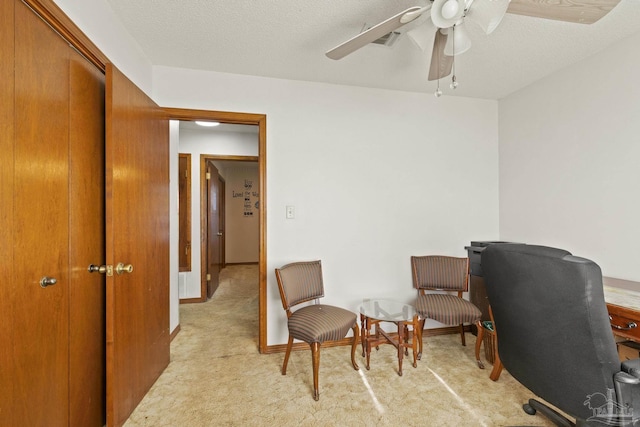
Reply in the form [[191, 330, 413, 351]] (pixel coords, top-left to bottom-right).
[[275, 260, 359, 401], [411, 255, 482, 359]]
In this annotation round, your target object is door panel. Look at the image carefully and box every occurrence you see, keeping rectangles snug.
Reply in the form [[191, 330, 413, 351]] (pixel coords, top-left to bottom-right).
[[0, 0, 15, 423], [178, 153, 191, 271], [68, 55, 106, 426], [13, 3, 70, 424], [206, 161, 221, 298], [220, 177, 226, 269], [105, 64, 170, 427]]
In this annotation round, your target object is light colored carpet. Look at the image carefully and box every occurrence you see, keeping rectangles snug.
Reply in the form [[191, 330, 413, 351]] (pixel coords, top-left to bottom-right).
[[124, 265, 557, 427]]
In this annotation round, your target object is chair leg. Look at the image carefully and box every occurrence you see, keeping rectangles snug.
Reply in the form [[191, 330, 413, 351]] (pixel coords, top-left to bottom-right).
[[311, 342, 320, 401], [459, 323, 466, 346], [282, 335, 293, 375], [417, 318, 425, 360], [474, 320, 485, 369], [360, 313, 366, 357], [350, 323, 360, 371], [490, 347, 503, 381]]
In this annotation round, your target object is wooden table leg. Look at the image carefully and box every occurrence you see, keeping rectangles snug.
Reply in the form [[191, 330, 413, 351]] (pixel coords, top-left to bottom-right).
[[360, 313, 366, 358], [396, 321, 404, 376], [363, 316, 371, 370], [411, 316, 418, 368]]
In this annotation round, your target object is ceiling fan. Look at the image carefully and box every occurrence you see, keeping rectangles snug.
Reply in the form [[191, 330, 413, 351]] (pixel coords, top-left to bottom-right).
[[326, 0, 621, 90]]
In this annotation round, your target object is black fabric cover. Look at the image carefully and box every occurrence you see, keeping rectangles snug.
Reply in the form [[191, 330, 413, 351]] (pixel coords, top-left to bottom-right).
[[482, 244, 620, 421]]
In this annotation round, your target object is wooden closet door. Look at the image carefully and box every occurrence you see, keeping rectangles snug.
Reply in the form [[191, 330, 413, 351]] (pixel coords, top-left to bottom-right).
[[0, 2, 106, 425], [12, 3, 71, 424], [68, 54, 106, 426], [0, 0, 15, 422], [106, 64, 170, 427]]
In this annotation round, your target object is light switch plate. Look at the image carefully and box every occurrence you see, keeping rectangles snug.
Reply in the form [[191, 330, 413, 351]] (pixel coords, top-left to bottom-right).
[[286, 205, 295, 219]]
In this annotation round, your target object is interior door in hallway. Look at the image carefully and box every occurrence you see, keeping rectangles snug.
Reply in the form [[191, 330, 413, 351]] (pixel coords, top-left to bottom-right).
[[206, 160, 222, 298], [105, 64, 170, 427]]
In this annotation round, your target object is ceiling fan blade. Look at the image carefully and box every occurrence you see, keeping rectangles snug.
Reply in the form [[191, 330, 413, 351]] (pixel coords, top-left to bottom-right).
[[326, 6, 427, 60], [507, 0, 621, 24], [428, 30, 453, 81]]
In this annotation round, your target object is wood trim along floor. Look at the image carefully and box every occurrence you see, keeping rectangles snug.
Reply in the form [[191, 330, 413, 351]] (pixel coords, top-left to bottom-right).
[[170, 325, 181, 342]]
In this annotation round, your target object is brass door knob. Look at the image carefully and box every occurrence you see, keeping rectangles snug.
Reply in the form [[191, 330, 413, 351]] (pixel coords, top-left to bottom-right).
[[40, 276, 57, 288], [115, 263, 134, 275], [88, 264, 108, 274]]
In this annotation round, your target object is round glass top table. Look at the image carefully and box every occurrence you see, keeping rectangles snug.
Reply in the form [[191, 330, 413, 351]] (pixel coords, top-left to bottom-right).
[[358, 299, 421, 376]]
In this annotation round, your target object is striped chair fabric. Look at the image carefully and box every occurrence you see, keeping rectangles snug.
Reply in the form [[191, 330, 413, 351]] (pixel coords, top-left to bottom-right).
[[415, 293, 481, 325], [288, 304, 357, 343], [276, 260, 325, 309], [412, 255, 469, 291]]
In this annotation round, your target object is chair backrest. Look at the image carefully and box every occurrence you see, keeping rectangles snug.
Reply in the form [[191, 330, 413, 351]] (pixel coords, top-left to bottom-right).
[[275, 260, 325, 312], [482, 244, 620, 421], [411, 256, 469, 292]]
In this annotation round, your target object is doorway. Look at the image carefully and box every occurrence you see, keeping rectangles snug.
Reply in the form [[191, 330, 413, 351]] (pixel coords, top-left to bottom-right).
[[166, 108, 267, 353], [202, 156, 260, 299]]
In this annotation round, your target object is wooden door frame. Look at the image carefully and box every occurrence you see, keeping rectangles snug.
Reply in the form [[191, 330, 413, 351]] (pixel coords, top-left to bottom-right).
[[22, 1, 108, 72], [164, 108, 267, 354]]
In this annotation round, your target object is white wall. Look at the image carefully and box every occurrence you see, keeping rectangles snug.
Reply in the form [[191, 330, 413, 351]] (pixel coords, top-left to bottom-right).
[[499, 31, 640, 282], [53, 0, 153, 95], [220, 165, 260, 263], [154, 67, 500, 345], [168, 122, 180, 333], [177, 128, 259, 299]]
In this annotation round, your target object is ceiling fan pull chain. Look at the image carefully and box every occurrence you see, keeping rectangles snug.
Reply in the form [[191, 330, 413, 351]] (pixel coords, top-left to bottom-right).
[[450, 26, 458, 90]]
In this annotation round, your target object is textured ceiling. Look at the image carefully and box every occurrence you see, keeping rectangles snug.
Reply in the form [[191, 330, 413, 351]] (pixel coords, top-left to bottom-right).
[[106, 0, 640, 99]]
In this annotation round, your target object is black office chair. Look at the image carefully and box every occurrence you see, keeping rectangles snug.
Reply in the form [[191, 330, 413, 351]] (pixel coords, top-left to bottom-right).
[[482, 244, 640, 427]]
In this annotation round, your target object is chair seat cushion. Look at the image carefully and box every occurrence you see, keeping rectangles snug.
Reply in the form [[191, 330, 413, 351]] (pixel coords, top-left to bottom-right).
[[288, 304, 356, 343], [416, 294, 481, 325]]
